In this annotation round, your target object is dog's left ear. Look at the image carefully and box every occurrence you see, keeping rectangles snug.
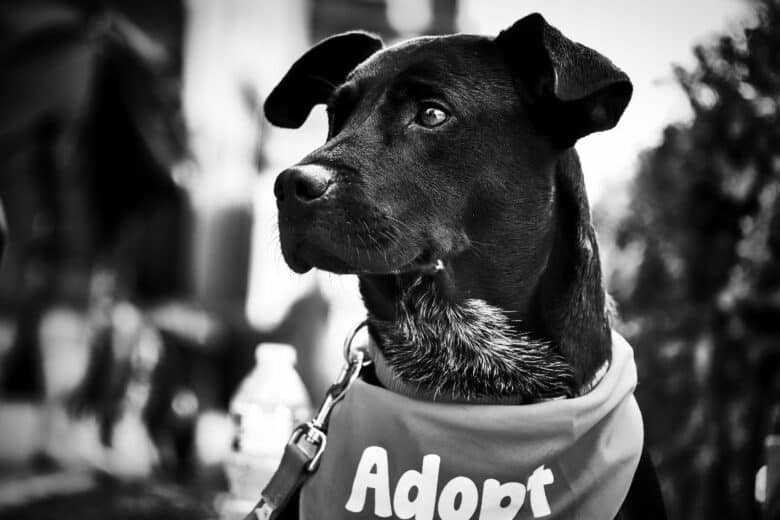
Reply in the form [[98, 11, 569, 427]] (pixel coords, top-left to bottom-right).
[[495, 13, 632, 147], [265, 31, 383, 128]]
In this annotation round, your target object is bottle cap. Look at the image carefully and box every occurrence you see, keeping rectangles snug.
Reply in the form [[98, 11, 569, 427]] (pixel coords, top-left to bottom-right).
[[255, 342, 297, 366]]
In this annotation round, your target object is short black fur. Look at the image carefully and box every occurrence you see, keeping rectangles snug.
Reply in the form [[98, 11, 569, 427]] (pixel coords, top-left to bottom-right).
[[265, 13, 665, 519]]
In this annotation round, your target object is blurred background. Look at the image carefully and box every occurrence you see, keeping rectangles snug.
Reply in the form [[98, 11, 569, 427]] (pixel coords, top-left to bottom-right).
[[0, 0, 776, 518]]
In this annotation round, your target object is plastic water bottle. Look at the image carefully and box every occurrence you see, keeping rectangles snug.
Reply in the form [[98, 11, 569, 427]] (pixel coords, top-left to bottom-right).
[[222, 343, 312, 517]]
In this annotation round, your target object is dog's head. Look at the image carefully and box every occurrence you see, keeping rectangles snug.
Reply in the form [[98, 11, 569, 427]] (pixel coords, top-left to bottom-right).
[[265, 13, 631, 389]]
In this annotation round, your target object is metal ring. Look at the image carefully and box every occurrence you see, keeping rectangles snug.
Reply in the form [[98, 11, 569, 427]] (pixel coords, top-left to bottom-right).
[[342, 320, 372, 366], [252, 502, 274, 520]]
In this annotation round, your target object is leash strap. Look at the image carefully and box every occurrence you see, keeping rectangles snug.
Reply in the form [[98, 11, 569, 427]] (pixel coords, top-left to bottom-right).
[[243, 321, 370, 520]]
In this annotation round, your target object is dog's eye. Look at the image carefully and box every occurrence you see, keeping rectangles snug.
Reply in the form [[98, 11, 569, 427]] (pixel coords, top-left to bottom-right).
[[416, 106, 449, 128]]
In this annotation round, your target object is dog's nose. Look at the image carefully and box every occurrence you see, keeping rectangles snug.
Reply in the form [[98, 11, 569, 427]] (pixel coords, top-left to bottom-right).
[[274, 165, 334, 203]]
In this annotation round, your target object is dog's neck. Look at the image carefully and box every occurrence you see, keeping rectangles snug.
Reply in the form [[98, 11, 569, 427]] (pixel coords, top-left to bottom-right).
[[358, 151, 613, 403], [360, 272, 577, 403]]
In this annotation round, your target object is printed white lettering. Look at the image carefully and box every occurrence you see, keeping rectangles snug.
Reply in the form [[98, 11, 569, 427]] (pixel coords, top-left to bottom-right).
[[479, 478, 526, 519], [393, 454, 441, 520], [437, 476, 479, 520], [344, 448, 557, 519], [345, 446, 393, 517], [527, 465, 555, 518]]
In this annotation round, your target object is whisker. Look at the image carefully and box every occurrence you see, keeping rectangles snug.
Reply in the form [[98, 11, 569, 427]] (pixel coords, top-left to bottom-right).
[[384, 214, 414, 235]]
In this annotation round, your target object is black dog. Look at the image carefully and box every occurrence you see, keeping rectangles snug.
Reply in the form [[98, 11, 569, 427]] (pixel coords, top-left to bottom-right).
[[265, 13, 665, 519]]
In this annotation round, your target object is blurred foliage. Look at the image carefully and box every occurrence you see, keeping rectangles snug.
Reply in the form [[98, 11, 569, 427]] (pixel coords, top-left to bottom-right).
[[0, 0, 188, 308], [613, 0, 780, 517], [0, 0, 188, 399], [0, 480, 214, 520]]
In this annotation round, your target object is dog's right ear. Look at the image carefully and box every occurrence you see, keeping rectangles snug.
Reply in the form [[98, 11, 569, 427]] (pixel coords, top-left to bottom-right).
[[264, 32, 383, 128]]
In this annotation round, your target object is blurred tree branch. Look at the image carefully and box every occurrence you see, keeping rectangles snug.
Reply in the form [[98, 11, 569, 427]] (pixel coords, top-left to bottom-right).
[[0, 0, 188, 398], [614, 1, 780, 518]]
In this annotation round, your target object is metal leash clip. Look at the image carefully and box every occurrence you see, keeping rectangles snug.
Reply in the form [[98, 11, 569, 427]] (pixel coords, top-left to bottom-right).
[[292, 319, 370, 471], [246, 320, 371, 520]]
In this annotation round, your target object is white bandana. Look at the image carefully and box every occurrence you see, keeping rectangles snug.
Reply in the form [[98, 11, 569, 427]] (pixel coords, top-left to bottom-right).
[[300, 331, 643, 520]]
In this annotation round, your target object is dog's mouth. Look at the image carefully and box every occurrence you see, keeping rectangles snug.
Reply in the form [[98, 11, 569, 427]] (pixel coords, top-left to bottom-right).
[[283, 238, 439, 275], [279, 218, 450, 276], [277, 185, 469, 275]]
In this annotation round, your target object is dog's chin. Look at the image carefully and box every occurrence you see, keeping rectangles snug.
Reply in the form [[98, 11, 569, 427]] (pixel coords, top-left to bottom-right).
[[283, 247, 353, 274], [283, 242, 429, 276], [279, 224, 468, 276]]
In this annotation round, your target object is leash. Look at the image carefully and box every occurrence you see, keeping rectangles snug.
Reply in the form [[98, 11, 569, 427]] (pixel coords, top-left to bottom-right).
[[242, 321, 371, 520]]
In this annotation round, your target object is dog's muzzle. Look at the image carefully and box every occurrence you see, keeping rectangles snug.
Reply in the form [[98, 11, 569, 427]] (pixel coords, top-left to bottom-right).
[[274, 163, 346, 273]]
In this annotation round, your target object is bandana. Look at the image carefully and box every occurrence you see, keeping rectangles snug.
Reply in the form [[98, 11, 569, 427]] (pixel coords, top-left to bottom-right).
[[300, 331, 643, 520]]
